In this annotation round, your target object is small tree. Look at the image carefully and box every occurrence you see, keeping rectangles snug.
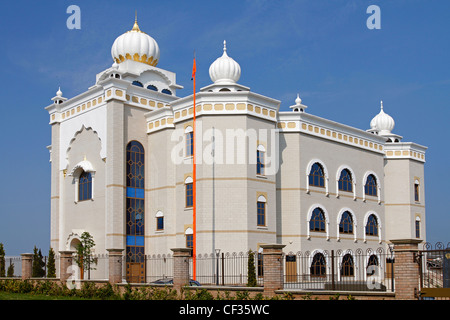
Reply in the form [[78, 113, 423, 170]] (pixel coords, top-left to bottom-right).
[[247, 250, 257, 287], [47, 247, 56, 278], [32, 246, 46, 277], [75, 232, 97, 280], [7, 263, 14, 277], [0, 243, 5, 277]]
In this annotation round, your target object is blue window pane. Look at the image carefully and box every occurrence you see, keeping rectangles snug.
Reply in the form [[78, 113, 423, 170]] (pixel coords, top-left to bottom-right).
[[127, 187, 135, 198], [135, 236, 144, 246], [135, 188, 145, 199], [126, 236, 135, 246]]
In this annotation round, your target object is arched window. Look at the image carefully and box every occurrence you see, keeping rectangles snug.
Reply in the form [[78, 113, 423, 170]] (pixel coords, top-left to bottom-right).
[[257, 145, 265, 176], [185, 176, 193, 208], [414, 179, 420, 202], [147, 84, 158, 91], [365, 174, 377, 196], [338, 169, 353, 192], [156, 211, 164, 231], [339, 211, 353, 234], [185, 126, 194, 157], [310, 253, 326, 277], [126, 141, 145, 283], [367, 255, 378, 269], [78, 171, 92, 201], [309, 163, 325, 187], [257, 195, 266, 226], [310, 208, 326, 232], [161, 89, 172, 95], [365, 214, 378, 236], [132, 80, 143, 87], [415, 216, 421, 238], [341, 254, 354, 277], [185, 228, 193, 256]]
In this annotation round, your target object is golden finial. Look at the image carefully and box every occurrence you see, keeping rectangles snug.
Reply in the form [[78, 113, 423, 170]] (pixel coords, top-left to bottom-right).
[[132, 11, 140, 32]]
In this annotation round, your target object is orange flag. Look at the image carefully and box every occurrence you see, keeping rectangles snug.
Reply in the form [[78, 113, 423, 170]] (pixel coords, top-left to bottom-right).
[[191, 56, 196, 80]]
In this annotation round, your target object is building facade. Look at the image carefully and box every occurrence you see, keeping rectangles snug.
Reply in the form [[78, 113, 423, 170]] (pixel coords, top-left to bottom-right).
[[45, 19, 427, 282]]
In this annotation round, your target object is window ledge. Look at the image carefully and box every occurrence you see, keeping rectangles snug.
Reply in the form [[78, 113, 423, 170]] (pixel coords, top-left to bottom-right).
[[256, 175, 267, 179]]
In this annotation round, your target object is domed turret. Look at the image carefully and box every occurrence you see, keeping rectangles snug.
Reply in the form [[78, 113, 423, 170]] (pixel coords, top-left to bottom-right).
[[370, 101, 395, 135], [368, 101, 402, 142], [209, 40, 241, 84], [111, 17, 160, 67]]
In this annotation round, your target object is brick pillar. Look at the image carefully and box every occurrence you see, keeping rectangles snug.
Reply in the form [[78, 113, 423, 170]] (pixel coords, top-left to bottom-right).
[[391, 239, 422, 300], [261, 244, 285, 297], [107, 249, 124, 284], [21, 253, 33, 280], [171, 248, 191, 292], [59, 250, 75, 283]]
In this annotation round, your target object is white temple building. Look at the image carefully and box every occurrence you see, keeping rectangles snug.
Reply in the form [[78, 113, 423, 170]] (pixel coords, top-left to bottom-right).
[[45, 18, 427, 282]]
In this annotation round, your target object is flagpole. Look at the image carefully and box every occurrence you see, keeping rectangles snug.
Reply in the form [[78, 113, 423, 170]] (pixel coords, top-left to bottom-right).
[[192, 53, 197, 280]]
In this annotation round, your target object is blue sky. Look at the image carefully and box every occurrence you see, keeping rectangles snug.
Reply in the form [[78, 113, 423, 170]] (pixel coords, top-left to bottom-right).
[[0, 0, 448, 255]]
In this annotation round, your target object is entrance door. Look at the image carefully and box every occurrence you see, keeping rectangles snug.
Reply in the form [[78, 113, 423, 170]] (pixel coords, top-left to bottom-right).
[[285, 255, 297, 282], [126, 262, 145, 283]]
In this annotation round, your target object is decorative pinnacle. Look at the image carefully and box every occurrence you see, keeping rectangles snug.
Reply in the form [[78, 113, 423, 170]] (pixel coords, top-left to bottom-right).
[[380, 100, 384, 110], [132, 11, 140, 32]]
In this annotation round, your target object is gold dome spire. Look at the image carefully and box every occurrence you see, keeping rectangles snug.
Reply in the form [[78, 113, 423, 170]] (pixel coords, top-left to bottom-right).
[[131, 11, 140, 32]]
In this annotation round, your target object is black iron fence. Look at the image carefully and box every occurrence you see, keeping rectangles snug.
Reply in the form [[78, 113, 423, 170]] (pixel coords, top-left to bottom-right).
[[188, 251, 263, 287], [2, 247, 397, 292], [418, 242, 450, 292], [282, 247, 394, 292]]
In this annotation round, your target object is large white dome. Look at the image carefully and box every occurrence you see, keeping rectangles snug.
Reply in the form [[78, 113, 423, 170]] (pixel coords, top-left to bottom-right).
[[111, 19, 160, 67], [370, 101, 395, 135], [209, 41, 241, 84]]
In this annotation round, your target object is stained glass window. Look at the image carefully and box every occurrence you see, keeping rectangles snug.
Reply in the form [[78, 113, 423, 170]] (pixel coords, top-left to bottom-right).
[[311, 253, 326, 277], [365, 174, 377, 196], [310, 208, 326, 232], [309, 163, 325, 187], [338, 169, 352, 192], [339, 211, 353, 234], [366, 214, 378, 236], [126, 141, 145, 281], [78, 171, 92, 201]]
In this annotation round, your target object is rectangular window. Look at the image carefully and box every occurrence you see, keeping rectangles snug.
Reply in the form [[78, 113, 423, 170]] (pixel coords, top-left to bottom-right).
[[257, 201, 265, 226], [414, 183, 420, 202], [257, 150, 265, 175], [186, 234, 193, 257], [257, 253, 264, 277], [157, 216, 164, 230], [186, 132, 194, 157], [186, 183, 193, 207], [415, 220, 420, 238]]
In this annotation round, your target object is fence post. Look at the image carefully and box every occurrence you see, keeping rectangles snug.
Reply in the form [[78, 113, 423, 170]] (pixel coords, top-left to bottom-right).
[[390, 239, 422, 300], [171, 248, 191, 293], [107, 248, 124, 284], [260, 244, 285, 297], [59, 250, 75, 283], [21, 253, 33, 280], [331, 250, 335, 290]]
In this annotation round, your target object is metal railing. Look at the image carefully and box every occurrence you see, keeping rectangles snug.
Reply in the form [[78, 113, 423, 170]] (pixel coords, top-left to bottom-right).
[[418, 242, 450, 290], [282, 247, 394, 292]]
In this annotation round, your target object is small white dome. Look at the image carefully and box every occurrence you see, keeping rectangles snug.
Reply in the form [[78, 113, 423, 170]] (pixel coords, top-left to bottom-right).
[[111, 18, 160, 67], [209, 40, 241, 84], [56, 87, 63, 97], [370, 101, 395, 135]]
